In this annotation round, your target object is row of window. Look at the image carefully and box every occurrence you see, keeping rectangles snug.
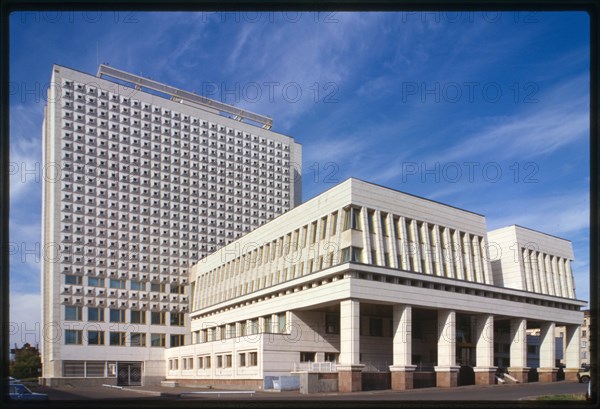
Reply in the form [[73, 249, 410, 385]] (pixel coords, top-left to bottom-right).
[[194, 212, 341, 308], [64, 329, 182, 347], [194, 313, 287, 343], [62, 128, 289, 152], [61, 87, 283, 140], [61, 144, 289, 166], [168, 351, 259, 371], [64, 276, 184, 293], [64, 306, 184, 325]]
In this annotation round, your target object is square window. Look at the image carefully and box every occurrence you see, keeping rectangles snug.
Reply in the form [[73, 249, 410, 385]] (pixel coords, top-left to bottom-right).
[[130, 310, 146, 324], [151, 311, 166, 325], [65, 329, 82, 345], [65, 306, 83, 321], [109, 331, 126, 346], [130, 332, 146, 347], [88, 330, 104, 345], [87, 307, 104, 322], [150, 333, 166, 347], [109, 308, 126, 323]]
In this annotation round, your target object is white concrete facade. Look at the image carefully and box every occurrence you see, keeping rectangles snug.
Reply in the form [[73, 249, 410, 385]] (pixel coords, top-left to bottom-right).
[[41, 64, 301, 386], [487, 225, 576, 298], [166, 179, 585, 391]]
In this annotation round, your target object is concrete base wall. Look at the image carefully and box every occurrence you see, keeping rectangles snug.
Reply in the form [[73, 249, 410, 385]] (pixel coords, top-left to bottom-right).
[[474, 369, 496, 385], [338, 370, 362, 392], [264, 375, 300, 391], [39, 377, 117, 388], [171, 378, 263, 389], [537, 369, 558, 383], [298, 372, 338, 394], [507, 367, 529, 383], [391, 371, 414, 390], [436, 371, 458, 388], [564, 369, 579, 382]]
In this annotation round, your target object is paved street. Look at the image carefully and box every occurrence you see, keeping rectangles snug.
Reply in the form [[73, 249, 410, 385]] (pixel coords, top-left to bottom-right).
[[25, 380, 588, 403]]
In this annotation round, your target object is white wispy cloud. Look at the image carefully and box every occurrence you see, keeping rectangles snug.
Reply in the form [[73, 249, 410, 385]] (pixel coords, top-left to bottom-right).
[[430, 75, 589, 164], [486, 191, 589, 236]]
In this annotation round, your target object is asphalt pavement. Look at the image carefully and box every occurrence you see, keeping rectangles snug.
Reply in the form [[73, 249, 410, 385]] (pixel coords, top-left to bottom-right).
[[23, 379, 589, 403]]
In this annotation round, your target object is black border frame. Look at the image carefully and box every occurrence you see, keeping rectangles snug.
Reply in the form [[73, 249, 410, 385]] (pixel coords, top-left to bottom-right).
[[1, 1, 597, 408]]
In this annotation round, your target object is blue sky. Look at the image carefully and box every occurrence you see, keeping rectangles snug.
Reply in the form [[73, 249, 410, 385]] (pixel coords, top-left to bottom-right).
[[9, 11, 590, 346]]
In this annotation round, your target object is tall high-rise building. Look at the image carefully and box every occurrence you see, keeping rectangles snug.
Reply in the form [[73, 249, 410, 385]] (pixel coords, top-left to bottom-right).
[[40, 64, 302, 386]]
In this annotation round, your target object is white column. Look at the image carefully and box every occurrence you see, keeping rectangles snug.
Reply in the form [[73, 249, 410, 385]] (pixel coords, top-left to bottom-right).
[[565, 325, 581, 368], [422, 222, 434, 274], [565, 260, 575, 298], [339, 299, 360, 366], [475, 314, 495, 368], [544, 255, 555, 295], [271, 314, 279, 333], [359, 208, 372, 264], [509, 318, 527, 368], [386, 215, 399, 269], [558, 258, 569, 298], [530, 251, 542, 293], [537, 253, 549, 294], [539, 322, 556, 368], [398, 217, 410, 270], [436, 310, 456, 367], [373, 210, 386, 266], [302, 225, 313, 276], [433, 225, 445, 276], [453, 230, 465, 280], [557, 257, 565, 297], [522, 249, 533, 292], [443, 227, 456, 279], [471, 235, 484, 283], [391, 305, 413, 367], [333, 208, 344, 266], [551, 256, 562, 297], [410, 220, 422, 273], [479, 237, 492, 284], [463, 233, 475, 282], [311, 221, 322, 272]]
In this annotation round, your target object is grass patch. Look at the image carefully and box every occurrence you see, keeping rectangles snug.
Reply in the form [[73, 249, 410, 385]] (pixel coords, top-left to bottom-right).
[[17, 377, 40, 383], [535, 394, 586, 401]]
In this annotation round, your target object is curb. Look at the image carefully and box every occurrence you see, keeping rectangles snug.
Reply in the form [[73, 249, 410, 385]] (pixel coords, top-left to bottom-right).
[[121, 388, 163, 396]]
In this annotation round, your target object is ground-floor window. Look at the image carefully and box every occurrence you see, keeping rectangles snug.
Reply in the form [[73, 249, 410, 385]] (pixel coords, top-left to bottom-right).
[[278, 313, 286, 333], [62, 361, 118, 378], [225, 354, 232, 368], [169, 359, 179, 371], [63, 361, 85, 377], [325, 313, 339, 334], [249, 352, 258, 366], [182, 357, 193, 370], [324, 352, 338, 362], [300, 352, 316, 362], [238, 353, 246, 367]]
